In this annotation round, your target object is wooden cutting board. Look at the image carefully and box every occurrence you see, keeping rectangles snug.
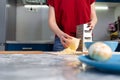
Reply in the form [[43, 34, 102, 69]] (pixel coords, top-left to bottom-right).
[[0, 51, 44, 54]]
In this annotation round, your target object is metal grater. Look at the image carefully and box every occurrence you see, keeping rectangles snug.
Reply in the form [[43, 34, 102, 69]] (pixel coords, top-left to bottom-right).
[[76, 24, 92, 52]]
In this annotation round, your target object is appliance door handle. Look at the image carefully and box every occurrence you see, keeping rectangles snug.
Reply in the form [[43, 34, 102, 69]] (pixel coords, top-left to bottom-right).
[[22, 47, 33, 50]]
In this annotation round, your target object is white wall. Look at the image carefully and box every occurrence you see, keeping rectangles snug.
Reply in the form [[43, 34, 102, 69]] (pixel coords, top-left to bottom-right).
[[16, 4, 119, 41], [114, 5, 120, 20], [93, 7, 115, 41], [16, 5, 54, 41]]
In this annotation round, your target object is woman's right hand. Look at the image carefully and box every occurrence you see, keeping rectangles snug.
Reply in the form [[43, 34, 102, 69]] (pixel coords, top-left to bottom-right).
[[57, 32, 73, 48], [48, 5, 73, 48]]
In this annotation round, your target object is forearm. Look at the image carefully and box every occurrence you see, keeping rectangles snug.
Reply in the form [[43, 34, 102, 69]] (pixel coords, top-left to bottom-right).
[[48, 5, 64, 38], [91, 2, 97, 25], [49, 20, 63, 37]]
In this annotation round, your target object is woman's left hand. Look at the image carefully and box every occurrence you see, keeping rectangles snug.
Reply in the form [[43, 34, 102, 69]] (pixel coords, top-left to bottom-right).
[[87, 20, 96, 31]]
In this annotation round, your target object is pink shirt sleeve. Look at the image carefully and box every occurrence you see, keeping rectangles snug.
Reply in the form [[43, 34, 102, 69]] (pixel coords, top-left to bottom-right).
[[47, 0, 54, 7]]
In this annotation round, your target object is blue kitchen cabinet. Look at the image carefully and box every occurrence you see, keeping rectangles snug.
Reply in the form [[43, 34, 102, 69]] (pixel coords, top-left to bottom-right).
[[96, 0, 120, 2], [115, 43, 120, 52], [5, 41, 120, 52], [5, 42, 53, 51]]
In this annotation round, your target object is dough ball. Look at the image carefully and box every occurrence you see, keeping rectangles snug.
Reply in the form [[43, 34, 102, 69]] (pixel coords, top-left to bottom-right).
[[88, 42, 112, 61]]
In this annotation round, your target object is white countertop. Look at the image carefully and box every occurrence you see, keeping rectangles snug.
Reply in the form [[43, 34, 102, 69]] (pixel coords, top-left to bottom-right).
[[0, 52, 119, 80]]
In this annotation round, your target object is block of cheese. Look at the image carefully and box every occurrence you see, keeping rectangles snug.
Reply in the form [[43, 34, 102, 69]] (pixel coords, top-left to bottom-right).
[[59, 37, 80, 54], [68, 37, 80, 50]]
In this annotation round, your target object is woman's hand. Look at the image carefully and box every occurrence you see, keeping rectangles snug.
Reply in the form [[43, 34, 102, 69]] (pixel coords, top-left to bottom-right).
[[48, 5, 74, 48], [88, 20, 96, 30], [58, 32, 73, 48]]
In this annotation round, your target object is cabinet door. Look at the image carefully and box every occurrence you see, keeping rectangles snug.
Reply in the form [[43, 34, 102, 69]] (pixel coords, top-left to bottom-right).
[[5, 44, 53, 51], [0, 0, 6, 50], [0, 0, 6, 43]]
